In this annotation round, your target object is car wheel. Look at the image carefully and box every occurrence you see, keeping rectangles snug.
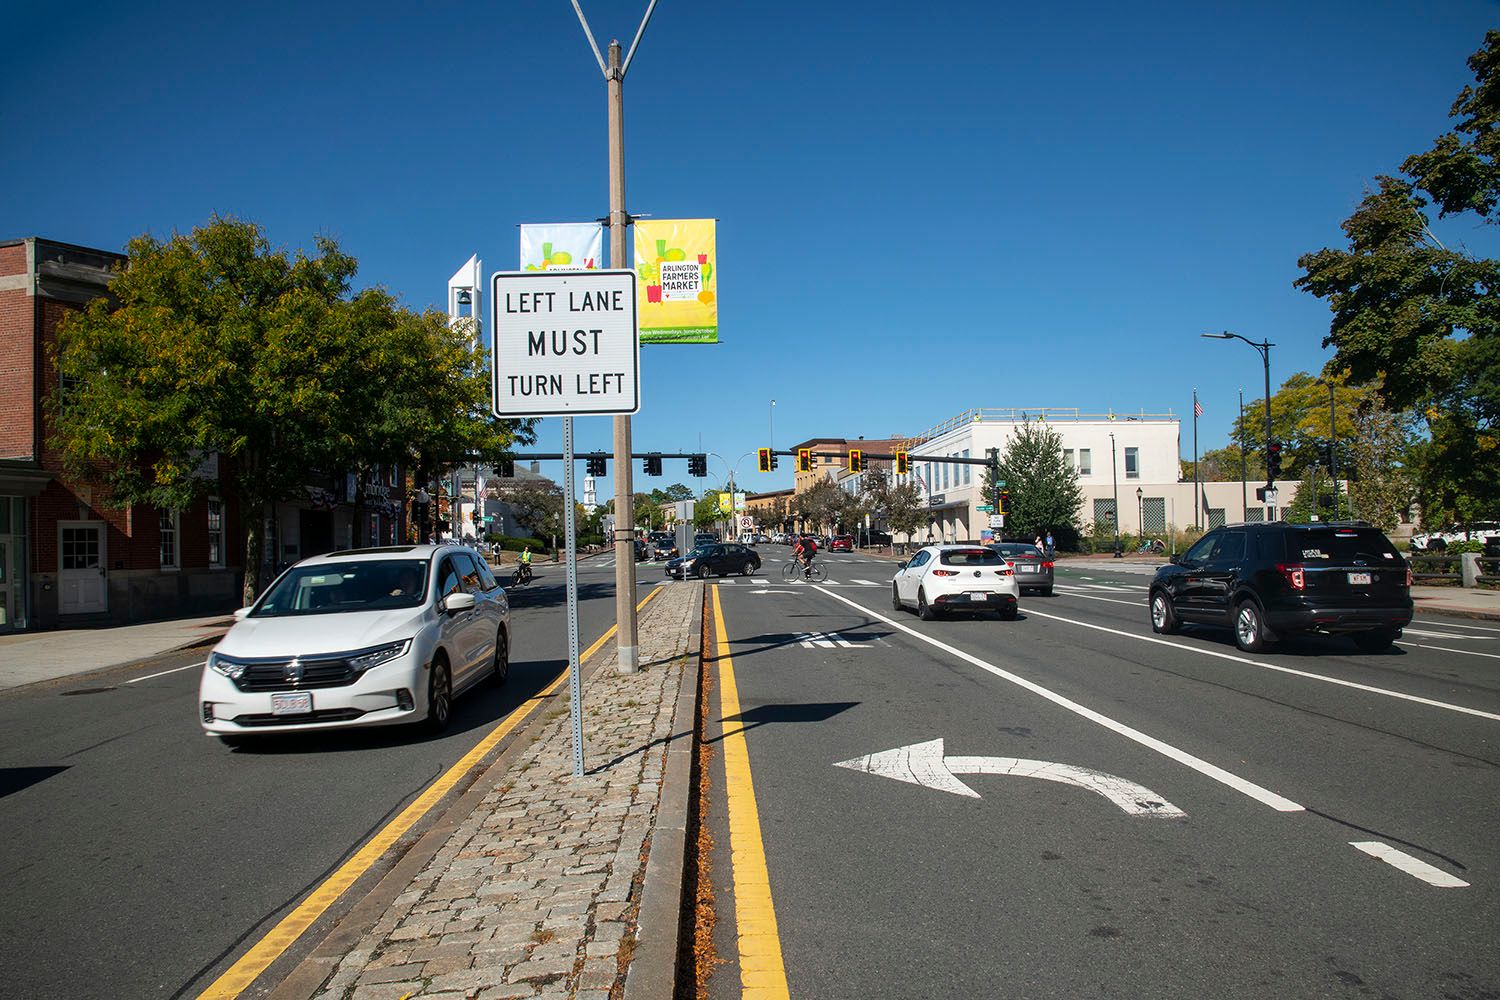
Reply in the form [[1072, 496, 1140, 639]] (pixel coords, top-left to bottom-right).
[[424, 658, 453, 733], [917, 588, 938, 621], [492, 628, 510, 684], [1150, 590, 1179, 634], [741, 561, 755, 576], [892, 583, 903, 611], [697, 564, 712, 580], [1352, 629, 1398, 653], [1233, 600, 1268, 653], [1427, 539, 1447, 552]]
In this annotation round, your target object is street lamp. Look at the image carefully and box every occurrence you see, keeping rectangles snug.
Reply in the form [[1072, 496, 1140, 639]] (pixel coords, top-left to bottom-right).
[[769, 399, 776, 456], [1136, 487, 1144, 546], [1202, 332, 1275, 488], [1110, 431, 1122, 558]]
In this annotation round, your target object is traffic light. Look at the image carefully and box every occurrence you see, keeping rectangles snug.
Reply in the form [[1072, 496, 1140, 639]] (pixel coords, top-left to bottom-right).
[[498, 458, 515, 478], [999, 490, 1010, 515], [895, 450, 909, 475], [688, 454, 707, 477], [758, 447, 772, 472], [770, 451, 779, 470], [797, 448, 812, 473], [848, 448, 863, 473], [644, 453, 663, 476], [1267, 440, 1283, 481], [586, 456, 606, 477]]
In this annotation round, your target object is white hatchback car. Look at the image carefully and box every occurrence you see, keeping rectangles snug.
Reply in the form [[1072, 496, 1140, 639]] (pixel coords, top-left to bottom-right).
[[200, 545, 509, 743], [891, 544, 1020, 620]]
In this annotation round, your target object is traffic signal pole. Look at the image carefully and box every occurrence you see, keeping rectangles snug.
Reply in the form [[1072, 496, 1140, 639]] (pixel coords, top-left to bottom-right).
[[608, 37, 637, 674]]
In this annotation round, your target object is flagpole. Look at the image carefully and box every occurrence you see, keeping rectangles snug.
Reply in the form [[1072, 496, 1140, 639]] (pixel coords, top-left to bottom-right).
[[1239, 388, 1247, 521], [1193, 389, 1200, 530]]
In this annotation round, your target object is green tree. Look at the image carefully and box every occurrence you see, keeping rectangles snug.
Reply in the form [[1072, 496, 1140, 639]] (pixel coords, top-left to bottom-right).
[[692, 492, 721, 531], [1221, 373, 1373, 480], [1284, 465, 1339, 525], [884, 479, 928, 544], [793, 479, 844, 534], [1347, 399, 1420, 531], [662, 482, 694, 502], [1295, 31, 1500, 519], [988, 422, 1083, 541], [503, 480, 563, 543]]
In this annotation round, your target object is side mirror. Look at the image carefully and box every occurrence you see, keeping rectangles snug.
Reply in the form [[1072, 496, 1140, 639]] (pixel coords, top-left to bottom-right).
[[897, 561, 908, 570], [233, 606, 253, 621], [443, 592, 477, 614], [1168, 553, 1179, 565]]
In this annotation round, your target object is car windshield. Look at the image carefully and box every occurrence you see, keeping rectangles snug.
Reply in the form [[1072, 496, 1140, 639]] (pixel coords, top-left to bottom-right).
[[686, 546, 711, 558], [1287, 528, 1402, 565], [940, 548, 1005, 566], [251, 559, 430, 617], [992, 544, 1039, 558]]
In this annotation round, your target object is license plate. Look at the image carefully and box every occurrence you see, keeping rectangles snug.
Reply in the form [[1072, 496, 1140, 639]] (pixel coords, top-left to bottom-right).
[[968, 591, 990, 601], [271, 692, 312, 715], [1018, 565, 1036, 573], [1347, 572, 1372, 586]]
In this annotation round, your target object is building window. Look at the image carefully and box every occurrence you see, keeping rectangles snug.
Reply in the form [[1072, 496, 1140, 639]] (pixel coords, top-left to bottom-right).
[[1125, 447, 1139, 479], [1078, 449, 1092, 476], [941, 460, 949, 489], [159, 509, 180, 569], [961, 449, 971, 485], [207, 498, 224, 567], [1092, 498, 1117, 527], [1208, 507, 1226, 529], [1063, 449, 1074, 472]]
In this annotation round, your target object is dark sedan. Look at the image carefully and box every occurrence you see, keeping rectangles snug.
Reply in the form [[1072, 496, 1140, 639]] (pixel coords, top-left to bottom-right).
[[989, 542, 1054, 595], [665, 543, 761, 580]]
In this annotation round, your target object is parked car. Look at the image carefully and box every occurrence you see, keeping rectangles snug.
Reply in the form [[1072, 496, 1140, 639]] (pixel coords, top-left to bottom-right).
[[1148, 521, 1412, 653], [694, 532, 720, 547], [989, 542, 1054, 596], [199, 544, 509, 743], [1409, 521, 1500, 552], [634, 538, 652, 561], [891, 544, 1019, 620], [863, 529, 893, 546], [649, 532, 679, 559], [666, 542, 762, 579], [829, 535, 854, 552]]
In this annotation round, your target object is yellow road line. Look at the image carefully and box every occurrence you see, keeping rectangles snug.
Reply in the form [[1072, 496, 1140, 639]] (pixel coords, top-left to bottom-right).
[[711, 585, 792, 1000], [197, 585, 664, 999]]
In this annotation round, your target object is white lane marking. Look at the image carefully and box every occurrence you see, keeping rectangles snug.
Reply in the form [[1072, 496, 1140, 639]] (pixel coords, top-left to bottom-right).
[[126, 661, 206, 684], [1412, 619, 1500, 633], [851, 579, 882, 586], [1350, 842, 1469, 888], [797, 630, 868, 649], [1051, 588, 1144, 607], [1401, 628, 1493, 640], [1396, 641, 1500, 661], [835, 738, 1185, 817], [1018, 606, 1500, 723], [812, 587, 1303, 812], [751, 578, 772, 585]]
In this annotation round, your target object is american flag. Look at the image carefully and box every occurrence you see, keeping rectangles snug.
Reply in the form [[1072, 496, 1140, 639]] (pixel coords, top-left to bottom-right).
[[1193, 398, 1203, 418]]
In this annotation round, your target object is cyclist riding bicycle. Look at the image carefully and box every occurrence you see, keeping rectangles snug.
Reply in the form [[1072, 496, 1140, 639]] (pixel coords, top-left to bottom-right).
[[793, 534, 818, 574]]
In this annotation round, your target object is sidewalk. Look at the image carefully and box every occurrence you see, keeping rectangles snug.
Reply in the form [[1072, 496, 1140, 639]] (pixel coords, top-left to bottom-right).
[[0, 614, 233, 690], [274, 580, 703, 1000]]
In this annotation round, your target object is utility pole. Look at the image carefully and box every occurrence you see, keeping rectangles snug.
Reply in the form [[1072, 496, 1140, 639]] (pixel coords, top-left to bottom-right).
[[574, 1, 657, 674], [1239, 389, 1248, 522]]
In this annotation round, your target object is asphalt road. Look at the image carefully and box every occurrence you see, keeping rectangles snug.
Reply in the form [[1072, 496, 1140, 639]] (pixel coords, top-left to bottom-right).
[[703, 548, 1500, 999], [0, 553, 647, 1000]]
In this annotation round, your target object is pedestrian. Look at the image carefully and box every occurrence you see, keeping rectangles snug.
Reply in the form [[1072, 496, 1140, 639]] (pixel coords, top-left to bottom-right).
[[1045, 530, 1055, 557], [1034, 534, 1045, 554]]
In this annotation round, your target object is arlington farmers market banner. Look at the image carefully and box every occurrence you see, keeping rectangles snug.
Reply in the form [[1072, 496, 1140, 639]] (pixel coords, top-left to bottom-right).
[[634, 219, 717, 344], [519, 223, 603, 271]]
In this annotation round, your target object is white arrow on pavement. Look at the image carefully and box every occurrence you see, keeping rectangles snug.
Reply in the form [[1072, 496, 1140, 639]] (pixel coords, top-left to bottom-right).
[[748, 589, 797, 595], [833, 738, 1186, 818]]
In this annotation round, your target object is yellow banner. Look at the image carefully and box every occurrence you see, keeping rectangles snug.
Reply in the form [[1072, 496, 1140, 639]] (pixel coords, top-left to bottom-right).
[[718, 492, 733, 514], [635, 219, 717, 344]]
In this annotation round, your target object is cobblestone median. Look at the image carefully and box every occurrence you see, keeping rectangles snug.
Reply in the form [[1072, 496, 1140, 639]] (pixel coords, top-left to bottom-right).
[[310, 581, 702, 1000]]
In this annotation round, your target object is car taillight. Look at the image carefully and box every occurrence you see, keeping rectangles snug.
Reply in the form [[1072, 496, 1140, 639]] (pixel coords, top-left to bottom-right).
[[1404, 567, 1413, 588], [932, 569, 958, 577], [998, 568, 1013, 576], [1042, 561, 1054, 569], [1277, 563, 1305, 590]]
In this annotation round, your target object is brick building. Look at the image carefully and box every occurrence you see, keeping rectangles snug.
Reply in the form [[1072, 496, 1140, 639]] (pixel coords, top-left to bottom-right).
[[0, 237, 244, 631]]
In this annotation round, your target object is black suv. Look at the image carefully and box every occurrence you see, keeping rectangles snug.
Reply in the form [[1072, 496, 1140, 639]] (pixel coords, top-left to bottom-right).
[[1148, 521, 1412, 653]]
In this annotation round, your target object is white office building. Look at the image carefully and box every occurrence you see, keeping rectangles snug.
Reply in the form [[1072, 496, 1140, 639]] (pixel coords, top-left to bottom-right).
[[893, 408, 1297, 544]]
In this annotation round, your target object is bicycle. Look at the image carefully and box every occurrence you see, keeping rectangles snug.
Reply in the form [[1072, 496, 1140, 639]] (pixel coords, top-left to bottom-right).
[[1136, 538, 1166, 555], [511, 563, 533, 587], [781, 559, 828, 583]]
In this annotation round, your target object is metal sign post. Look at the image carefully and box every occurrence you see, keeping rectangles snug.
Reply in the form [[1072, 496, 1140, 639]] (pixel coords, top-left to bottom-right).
[[492, 268, 640, 777], [562, 416, 584, 776]]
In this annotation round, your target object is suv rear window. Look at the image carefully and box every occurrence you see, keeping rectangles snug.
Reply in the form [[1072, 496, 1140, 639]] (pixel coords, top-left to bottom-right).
[[1286, 528, 1402, 565], [940, 548, 1004, 566]]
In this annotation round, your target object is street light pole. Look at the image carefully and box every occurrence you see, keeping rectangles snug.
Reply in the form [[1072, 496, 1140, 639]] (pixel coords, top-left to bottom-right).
[[1110, 431, 1122, 558], [769, 399, 776, 455], [1203, 332, 1275, 515], [574, 2, 657, 674], [1137, 487, 1144, 544]]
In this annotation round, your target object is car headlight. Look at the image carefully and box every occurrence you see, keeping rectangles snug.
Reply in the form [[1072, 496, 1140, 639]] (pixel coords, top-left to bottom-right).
[[207, 652, 247, 680], [348, 639, 412, 673]]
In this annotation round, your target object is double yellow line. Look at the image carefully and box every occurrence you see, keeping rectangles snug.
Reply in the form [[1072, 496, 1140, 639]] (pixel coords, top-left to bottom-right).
[[198, 585, 664, 999], [710, 585, 792, 999]]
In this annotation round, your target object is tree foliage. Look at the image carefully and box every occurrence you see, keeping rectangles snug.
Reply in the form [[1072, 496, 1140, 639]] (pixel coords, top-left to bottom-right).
[[50, 217, 533, 601], [793, 479, 845, 534], [988, 422, 1083, 540], [1295, 31, 1500, 520], [502, 480, 564, 541]]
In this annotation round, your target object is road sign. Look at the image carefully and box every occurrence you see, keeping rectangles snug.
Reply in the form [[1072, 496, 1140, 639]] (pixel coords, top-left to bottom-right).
[[1256, 486, 1279, 504], [738, 515, 753, 531], [977, 505, 994, 513], [989, 514, 1005, 528], [490, 270, 639, 417], [834, 738, 1185, 817]]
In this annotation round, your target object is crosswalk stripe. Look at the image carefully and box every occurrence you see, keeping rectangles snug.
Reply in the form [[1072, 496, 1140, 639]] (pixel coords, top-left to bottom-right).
[[851, 578, 881, 586]]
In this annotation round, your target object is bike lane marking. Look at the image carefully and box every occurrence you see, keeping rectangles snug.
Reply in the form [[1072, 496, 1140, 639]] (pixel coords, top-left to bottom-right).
[[1349, 842, 1470, 888], [711, 585, 792, 1000], [196, 585, 666, 1000]]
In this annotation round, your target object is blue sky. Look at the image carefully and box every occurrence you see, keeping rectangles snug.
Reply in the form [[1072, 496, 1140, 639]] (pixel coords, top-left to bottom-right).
[[4, 1, 1496, 500]]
